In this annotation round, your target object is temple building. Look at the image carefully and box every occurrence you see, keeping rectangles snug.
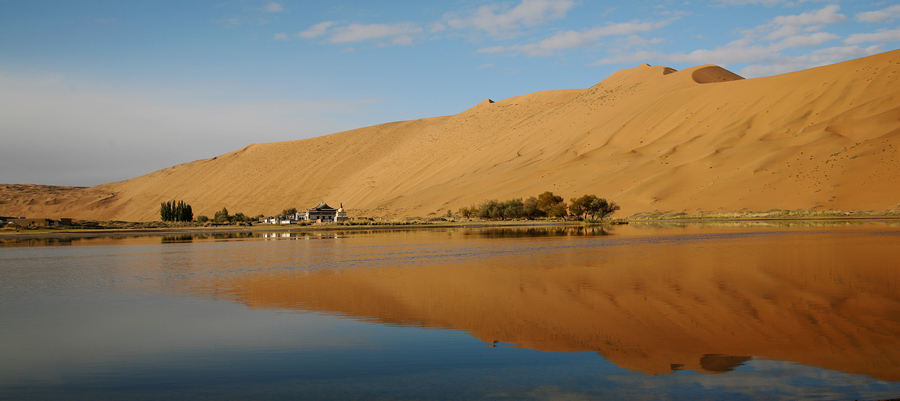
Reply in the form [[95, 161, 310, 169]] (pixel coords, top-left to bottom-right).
[[302, 202, 349, 223]]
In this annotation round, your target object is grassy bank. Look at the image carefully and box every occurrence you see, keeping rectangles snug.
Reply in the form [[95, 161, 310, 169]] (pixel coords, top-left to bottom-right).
[[627, 208, 900, 221]]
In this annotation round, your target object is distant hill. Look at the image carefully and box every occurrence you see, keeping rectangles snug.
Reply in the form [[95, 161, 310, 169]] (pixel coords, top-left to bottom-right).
[[2, 50, 899, 221]]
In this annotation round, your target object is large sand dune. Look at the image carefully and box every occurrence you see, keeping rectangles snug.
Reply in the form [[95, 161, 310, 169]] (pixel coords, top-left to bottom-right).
[[2, 50, 900, 221]]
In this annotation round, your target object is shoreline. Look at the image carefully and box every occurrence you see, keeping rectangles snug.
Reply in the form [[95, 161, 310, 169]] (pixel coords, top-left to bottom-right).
[[2, 215, 900, 240]]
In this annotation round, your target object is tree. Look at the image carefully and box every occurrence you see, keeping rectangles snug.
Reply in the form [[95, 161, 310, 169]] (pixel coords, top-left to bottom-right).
[[569, 195, 620, 221], [500, 198, 525, 219], [596, 200, 620, 220], [570, 195, 601, 220], [569, 195, 589, 219], [214, 207, 231, 224], [160, 200, 193, 222], [536, 191, 567, 218], [476, 200, 503, 219], [523, 196, 542, 219], [282, 207, 298, 217]]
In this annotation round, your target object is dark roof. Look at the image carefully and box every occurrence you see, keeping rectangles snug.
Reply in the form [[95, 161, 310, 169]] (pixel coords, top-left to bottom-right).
[[309, 202, 336, 211]]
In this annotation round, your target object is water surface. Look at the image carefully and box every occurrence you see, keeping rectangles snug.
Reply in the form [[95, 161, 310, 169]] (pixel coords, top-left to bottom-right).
[[2, 223, 900, 400]]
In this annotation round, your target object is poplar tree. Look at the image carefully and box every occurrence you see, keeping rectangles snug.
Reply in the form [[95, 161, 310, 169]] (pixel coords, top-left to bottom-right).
[[160, 200, 194, 222]]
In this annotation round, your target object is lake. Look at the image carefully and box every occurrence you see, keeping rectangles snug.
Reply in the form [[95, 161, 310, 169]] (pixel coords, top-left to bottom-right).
[[2, 223, 900, 400]]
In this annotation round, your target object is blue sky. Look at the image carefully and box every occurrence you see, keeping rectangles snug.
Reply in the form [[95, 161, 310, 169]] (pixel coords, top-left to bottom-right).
[[1, 0, 899, 186]]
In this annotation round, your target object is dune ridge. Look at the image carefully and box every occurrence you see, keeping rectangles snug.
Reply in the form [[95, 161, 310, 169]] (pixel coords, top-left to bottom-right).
[[2, 50, 900, 221]]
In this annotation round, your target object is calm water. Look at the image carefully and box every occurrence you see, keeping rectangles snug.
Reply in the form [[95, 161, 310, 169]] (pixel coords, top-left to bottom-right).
[[2, 223, 900, 400]]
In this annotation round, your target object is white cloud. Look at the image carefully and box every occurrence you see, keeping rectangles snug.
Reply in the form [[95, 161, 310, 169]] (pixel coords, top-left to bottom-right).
[[763, 24, 801, 41], [273, 33, 288, 40], [263, 2, 284, 13], [297, 0, 576, 48], [713, 0, 797, 6], [844, 28, 900, 45], [327, 23, 423, 45], [771, 4, 845, 26], [298, 21, 335, 39], [771, 32, 839, 49], [809, 45, 882, 62], [855, 4, 900, 24], [593, 5, 856, 77], [444, 0, 575, 37], [478, 21, 657, 56], [592, 50, 662, 66], [738, 45, 882, 76]]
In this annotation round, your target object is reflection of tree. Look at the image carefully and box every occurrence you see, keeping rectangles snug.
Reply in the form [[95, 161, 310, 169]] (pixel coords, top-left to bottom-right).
[[474, 227, 608, 238], [161, 235, 194, 244], [0, 237, 75, 247]]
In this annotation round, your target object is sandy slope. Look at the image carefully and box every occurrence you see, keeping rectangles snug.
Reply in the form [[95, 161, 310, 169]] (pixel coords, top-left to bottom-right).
[[2, 50, 900, 221]]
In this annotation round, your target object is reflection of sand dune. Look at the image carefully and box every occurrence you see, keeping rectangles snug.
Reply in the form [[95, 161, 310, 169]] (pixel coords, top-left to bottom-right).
[[194, 228, 900, 380], [3, 50, 900, 220]]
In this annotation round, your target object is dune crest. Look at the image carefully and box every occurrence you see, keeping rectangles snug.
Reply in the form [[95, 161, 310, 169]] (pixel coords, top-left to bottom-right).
[[1, 50, 899, 221], [690, 65, 745, 83]]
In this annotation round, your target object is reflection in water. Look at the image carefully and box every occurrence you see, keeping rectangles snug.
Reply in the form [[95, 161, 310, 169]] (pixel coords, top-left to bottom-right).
[[2, 224, 900, 399], [471, 226, 608, 238], [629, 219, 900, 229], [182, 226, 900, 381], [161, 234, 194, 243]]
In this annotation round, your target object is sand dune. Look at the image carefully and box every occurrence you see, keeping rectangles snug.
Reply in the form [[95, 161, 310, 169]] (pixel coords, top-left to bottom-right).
[[2, 50, 900, 221]]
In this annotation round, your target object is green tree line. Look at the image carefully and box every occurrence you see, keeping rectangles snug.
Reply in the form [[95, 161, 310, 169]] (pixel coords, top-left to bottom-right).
[[458, 191, 619, 221]]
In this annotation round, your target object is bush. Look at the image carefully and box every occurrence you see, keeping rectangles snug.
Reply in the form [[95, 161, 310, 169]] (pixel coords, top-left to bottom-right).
[[214, 207, 230, 224]]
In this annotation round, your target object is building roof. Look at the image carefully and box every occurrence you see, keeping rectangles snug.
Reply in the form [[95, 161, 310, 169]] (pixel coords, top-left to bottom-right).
[[309, 202, 336, 211]]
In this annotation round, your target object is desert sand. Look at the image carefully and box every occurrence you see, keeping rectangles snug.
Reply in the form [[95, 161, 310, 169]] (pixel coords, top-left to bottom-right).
[[2, 50, 899, 221]]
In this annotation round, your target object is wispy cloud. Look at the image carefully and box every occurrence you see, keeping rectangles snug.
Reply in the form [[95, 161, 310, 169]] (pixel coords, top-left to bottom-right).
[[273, 33, 288, 40], [479, 21, 660, 56], [593, 5, 867, 77], [844, 28, 900, 45], [297, 0, 577, 47], [771, 4, 845, 25], [297, 21, 422, 45], [298, 21, 336, 39], [263, 2, 284, 13], [712, 0, 802, 6], [328, 23, 423, 45], [855, 4, 900, 24], [441, 0, 575, 37]]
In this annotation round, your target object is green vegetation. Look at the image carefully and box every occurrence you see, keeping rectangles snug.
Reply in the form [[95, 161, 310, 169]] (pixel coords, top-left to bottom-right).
[[213, 207, 253, 224], [160, 200, 193, 222], [458, 191, 619, 222], [570, 194, 620, 221]]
